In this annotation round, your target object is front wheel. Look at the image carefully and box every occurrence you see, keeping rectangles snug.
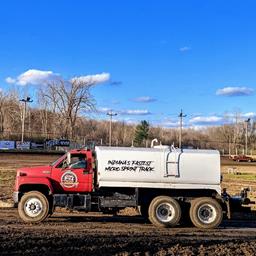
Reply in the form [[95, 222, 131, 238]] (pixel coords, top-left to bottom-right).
[[148, 196, 181, 228], [189, 197, 223, 229], [18, 191, 49, 223]]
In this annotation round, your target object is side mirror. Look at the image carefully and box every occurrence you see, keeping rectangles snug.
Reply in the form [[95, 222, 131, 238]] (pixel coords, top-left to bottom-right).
[[62, 160, 69, 170]]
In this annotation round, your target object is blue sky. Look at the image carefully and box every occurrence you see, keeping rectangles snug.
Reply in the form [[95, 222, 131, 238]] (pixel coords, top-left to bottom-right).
[[1, 0, 256, 128]]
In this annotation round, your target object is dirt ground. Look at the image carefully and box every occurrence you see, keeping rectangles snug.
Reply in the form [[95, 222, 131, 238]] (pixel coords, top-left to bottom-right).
[[0, 153, 59, 202], [1, 153, 256, 255], [1, 208, 256, 256]]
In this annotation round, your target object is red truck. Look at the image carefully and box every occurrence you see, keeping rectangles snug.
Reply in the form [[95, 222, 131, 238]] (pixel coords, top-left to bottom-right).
[[232, 155, 254, 162], [13, 146, 252, 229]]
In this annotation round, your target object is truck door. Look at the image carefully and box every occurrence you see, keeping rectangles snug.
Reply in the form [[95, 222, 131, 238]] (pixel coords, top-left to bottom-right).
[[51, 152, 93, 193]]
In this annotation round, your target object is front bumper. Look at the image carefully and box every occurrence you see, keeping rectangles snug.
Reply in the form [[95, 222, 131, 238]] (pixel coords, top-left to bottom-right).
[[13, 192, 21, 207]]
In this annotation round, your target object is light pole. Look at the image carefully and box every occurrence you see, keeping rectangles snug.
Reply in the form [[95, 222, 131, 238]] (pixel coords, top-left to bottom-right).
[[245, 118, 250, 155], [178, 109, 187, 148], [107, 110, 117, 146], [20, 97, 33, 143]]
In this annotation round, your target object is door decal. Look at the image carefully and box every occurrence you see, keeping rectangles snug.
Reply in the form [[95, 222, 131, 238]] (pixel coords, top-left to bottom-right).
[[61, 170, 79, 188]]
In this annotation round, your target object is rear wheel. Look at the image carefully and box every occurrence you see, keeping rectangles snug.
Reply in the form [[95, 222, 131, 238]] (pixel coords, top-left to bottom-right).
[[189, 197, 223, 229], [18, 191, 49, 223], [148, 196, 181, 228]]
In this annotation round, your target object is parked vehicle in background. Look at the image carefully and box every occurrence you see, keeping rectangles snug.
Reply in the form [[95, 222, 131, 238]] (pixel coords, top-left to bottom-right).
[[232, 155, 254, 162]]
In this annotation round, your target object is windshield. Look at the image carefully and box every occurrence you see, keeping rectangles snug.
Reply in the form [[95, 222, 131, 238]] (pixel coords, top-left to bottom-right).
[[50, 154, 66, 166]]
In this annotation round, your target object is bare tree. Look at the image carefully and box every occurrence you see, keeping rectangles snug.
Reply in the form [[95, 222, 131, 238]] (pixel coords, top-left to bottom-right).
[[0, 91, 6, 133], [41, 78, 95, 139]]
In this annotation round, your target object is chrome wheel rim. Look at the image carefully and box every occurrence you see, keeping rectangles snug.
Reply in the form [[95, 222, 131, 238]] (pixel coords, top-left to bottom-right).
[[156, 203, 175, 222], [24, 198, 43, 218], [197, 204, 217, 224]]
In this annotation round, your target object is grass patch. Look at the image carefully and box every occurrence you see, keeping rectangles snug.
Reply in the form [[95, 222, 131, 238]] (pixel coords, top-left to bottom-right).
[[223, 173, 256, 181], [0, 170, 16, 185]]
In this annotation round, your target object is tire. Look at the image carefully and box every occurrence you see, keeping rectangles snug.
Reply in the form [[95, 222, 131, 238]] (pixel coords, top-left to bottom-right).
[[189, 197, 223, 229], [148, 196, 181, 228], [18, 191, 49, 223]]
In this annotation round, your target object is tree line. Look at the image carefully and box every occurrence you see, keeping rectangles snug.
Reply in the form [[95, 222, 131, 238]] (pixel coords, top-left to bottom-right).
[[1, 80, 256, 154]]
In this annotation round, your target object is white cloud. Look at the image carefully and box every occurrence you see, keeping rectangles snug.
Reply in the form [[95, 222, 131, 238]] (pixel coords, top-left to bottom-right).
[[160, 120, 179, 128], [132, 96, 157, 103], [93, 107, 151, 116], [179, 46, 191, 52], [96, 107, 112, 114], [6, 69, 110, 87], [120, 109, 151, 115], [216, 87, 254, 96], [187, 125, 208, 131], [243, 112, 256, 118], [17, 69, 60, 86], [123, 118, 140, 125], [6, 69, 61, 86], [189, 116, 224, 126], [70, 73, 110, 85], [5, 77, 16, 84]]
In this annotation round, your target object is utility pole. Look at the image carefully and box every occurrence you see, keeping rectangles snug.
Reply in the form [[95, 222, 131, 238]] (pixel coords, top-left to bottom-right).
[[233, 112, 239, 156], [178, 109, 187, 149], [107, 111, 117, 146], [20, 97, 33, 143], [245, 118, 250, 155]]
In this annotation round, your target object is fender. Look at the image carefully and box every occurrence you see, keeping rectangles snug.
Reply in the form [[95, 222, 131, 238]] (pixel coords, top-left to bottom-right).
[[17, 176, 54, 194]]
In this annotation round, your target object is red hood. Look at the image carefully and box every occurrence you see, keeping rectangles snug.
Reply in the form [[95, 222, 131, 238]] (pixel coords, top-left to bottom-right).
[[17, 165, 52, 177]]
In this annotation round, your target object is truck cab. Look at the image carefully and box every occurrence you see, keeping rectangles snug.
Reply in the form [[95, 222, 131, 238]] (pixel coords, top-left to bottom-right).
[[13, 149, 95, 222], [50, 149, 94, 193], [14, 149, 94, 196]]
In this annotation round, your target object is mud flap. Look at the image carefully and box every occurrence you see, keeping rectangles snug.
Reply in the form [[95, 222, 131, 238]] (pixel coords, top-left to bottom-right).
[[225, 199, 231, 219]]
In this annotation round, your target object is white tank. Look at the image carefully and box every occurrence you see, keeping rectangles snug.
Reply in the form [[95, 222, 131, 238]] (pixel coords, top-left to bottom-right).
[[95, 146, 221, 195]]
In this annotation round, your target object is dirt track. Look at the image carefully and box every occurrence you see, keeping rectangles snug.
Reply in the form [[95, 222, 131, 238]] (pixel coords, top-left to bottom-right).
[[1, 153, 256, 255], [0, 208, 256, 256]]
